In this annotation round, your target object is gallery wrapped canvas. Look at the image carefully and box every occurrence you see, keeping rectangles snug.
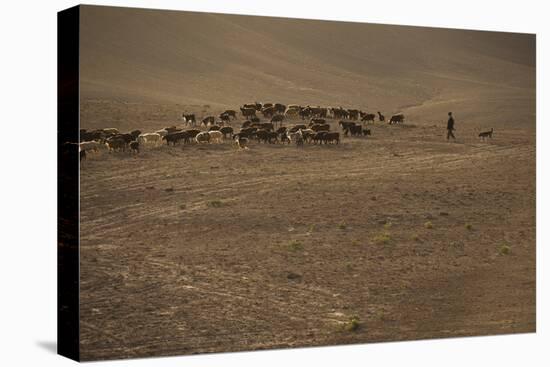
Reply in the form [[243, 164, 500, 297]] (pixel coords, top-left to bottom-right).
[[58, 4, 536, 361]]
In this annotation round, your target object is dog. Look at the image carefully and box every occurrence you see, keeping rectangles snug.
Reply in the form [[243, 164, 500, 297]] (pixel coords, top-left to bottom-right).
[[478, 128, 493, 141]]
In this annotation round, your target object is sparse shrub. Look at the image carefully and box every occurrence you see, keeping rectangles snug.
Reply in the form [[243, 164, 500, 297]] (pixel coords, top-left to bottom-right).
[[465, 223, 473, 230], [289, 240, 303, 252], [500, 244, 511, 255], [384, 222, 392, 230], [411, 233, 420, 242], [308, 224, 316, 233], [207, 200, 223, 208], [424, 221, 433, 229], [374, 232, 392, 245], [287, 272, 302, 280], [345, 316, 361, 331], [338, 221, 347, 230]]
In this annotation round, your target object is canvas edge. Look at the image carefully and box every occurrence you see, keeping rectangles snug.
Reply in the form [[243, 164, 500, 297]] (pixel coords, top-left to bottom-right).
[[57, 4, 81, 362]]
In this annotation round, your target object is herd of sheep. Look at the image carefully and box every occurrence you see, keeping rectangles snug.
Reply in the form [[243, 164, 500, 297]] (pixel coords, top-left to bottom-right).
[[74, 103, 405, 160]]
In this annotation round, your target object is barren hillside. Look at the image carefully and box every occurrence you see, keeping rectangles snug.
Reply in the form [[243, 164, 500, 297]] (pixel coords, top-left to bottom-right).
[[80, 5, 535, 127]]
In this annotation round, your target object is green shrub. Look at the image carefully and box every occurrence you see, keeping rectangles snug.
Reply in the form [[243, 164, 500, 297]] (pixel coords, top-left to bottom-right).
[[207, 200, 223, 208], [373, 232, 392, 245], [500, 244, 511, 255], [345, 316, 361, 332], [465, 223, 473, 230], [289, 240, 304, 252]]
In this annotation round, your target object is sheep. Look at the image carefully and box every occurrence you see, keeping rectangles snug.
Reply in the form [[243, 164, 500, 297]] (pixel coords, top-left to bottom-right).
[[164, 126, 180, 133], [219, 113, 231, 123], [361, 113, 376, 123], [240, 107, 257, 119], [299, 128, 316, 143], [349, 125, 363, 136], [256, 130, 279, 144], [234, 136, 249, 149], [202, 116, 215, 126], [155, 129, 169, 138], [274, 103, 286, 114], [280, 133, 291, 144], [312, 131, 328, 144], [276, 126, 287, 135], [195, 131, 210, 144], [287, 130, 304, 145], [80, 130, 106, 142], [243, 103, 260, 111], [102, 128, 120, 135], [339, 121, 357, 136], [130, 141, 140, 154], [222, 110, 237, 119], [389, 114, 405, 124], [79, 141, 104, 153], [182, 113, 196, 125], [105, 137, 127, 152], [261, 106, 276, 118], [310, 123, 330, 132], [111, 133, 134, 145], [323, 132, 340, 144], [289, 124, 307, 133], [208, 130, 223, 144], [163, 131, 187, 146], [185, 129, 201, 141], [236, 127, 257, 139], [220, 126, 234, 139], [310, 118, 326, 125], [138, 133, 162, 146], [130, 130, 142, 140], [285, 107, 300, 118], [270, 114, 284, 126], [347, 109, 360, 120]]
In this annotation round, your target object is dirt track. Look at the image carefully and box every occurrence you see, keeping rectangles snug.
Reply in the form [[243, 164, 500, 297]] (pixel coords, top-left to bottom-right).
[[78, 107, 535, 360]]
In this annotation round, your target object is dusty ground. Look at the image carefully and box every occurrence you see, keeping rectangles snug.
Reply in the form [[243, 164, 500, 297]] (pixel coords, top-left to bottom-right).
[[78, 102, 535, 360]]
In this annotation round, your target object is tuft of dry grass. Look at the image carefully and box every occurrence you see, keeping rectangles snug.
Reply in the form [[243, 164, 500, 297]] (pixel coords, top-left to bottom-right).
[[424, 221, 433, 229]]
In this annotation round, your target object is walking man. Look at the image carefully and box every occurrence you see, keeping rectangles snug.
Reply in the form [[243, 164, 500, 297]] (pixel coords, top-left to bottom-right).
[[446, 112, 456, 140]]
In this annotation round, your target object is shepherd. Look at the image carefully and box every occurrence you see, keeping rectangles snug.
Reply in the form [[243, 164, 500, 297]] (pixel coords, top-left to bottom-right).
[[446, 112, 456, 141]]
